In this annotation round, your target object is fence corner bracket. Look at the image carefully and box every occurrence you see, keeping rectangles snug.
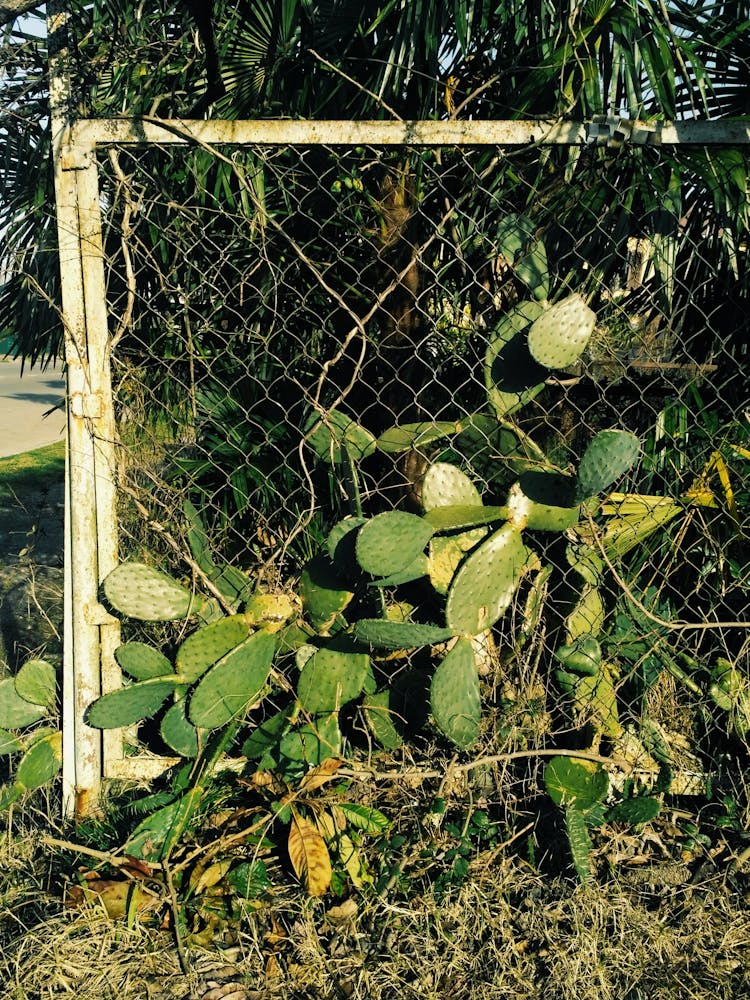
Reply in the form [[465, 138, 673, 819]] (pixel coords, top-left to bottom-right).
[[85, 602, 119, 627]]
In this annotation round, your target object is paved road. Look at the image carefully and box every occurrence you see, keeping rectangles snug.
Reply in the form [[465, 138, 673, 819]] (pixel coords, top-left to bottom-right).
[[0, 360, 66, 459]]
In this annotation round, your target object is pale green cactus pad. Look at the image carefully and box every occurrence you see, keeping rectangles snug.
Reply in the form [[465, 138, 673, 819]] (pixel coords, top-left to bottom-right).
[[505, 472, 580, 531], [376, 420, 460, 453], [527, 293, 596, 369], [428, 529, 487, 595], [355, 511, 434, 578], [496, 212, 549, 300], [423, 504, 508, 533], [13, 659, 57, 710], [565, 584, 605, 640], [0, 677, 46, 729], [188, 629, 276, 729], [103, 562, 206, 621], [175, 614, 253, 684], [430, 638, 481, 748], [421, 462, 483, 510], [446, 523, 528, 635], [116, 642, 174, 681], [305, 408, 377, 463]]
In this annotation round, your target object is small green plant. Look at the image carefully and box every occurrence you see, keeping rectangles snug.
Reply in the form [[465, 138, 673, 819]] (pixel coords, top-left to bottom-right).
[[0, 658, 61, 810]]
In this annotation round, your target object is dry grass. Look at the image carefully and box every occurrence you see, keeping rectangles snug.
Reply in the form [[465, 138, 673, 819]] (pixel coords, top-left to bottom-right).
[[2, 802, 749, 1000]]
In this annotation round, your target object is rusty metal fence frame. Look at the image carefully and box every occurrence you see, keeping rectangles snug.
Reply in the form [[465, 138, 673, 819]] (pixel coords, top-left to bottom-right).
[[51, 114, 750, 817]]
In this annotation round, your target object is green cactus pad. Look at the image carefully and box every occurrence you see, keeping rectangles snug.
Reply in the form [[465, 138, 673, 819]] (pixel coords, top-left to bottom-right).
[[184, 500, 254, 608], [86, 678, 180, 729], [242, 707, 294, 760], [353, 619, 455, 650], [160, 701, 199, 757], [279, 713, 342, 766], [544, 756, 609, 810], [564, 805, 594, 883], [363, 689, 404, 749], [327, 517, 366, 575], [116, 642, 174, 681], [174, 615, 252, 684], [423, 504, 508, 533], [446, 524, 528, 635], [565, 585, 605, 640], [188, 629, 276, 729], [14, 659, 57, 710], [576, 430, 640, 499], [0, 678, 45, 729], [355, 511, 434, 578], [606, 795, 661, 825], [369, 554, 429, 588], [555, 636, 602, 676], [496, 213, 549, 300], [305, 408, 377, 463], [485, 301, 548, 418], [299, 554, 355, 634], [0, 729, 23, 755], [428, 529, 487, 595], [14, 731, 62, 791], [430, 638, 481, 748], [421, 462, 482, 510], [103, 563, 206, 621], [565, 670, 621, 737], [566, 540, 605, 586], [505, 472, 580, 531], [297, 642, 370, 714], [527, 293, 596, 369], [376, 421, 460, 453]]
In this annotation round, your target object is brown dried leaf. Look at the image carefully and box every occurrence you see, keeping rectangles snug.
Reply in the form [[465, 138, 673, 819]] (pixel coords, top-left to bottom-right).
[[288, 809, 332, 897], [297, 757, 342, 794], [65, 879, 162, 919]]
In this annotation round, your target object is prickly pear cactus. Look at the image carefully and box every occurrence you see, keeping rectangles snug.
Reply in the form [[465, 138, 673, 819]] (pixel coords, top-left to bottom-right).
[[86, 678, 181, 729], [363, 689, 404, 749], [297, 643, 370, 714], [175, 614, 253, 684], [115, 642, 174, 681], [0, 677, 46, 729], [188, 629, 276, 729], [421, 462, 483, 510], [446, 523, 528, 635], [353, 619, 455, 650], [355, 511, 434, 578], [505, 472, 580, 531], [576, 429, 640, 500], [12, 659, 57, 711], [160, 699, 199, 757], [14, 731, 63, 792], [485, 300, 548, 418], [103, 563, 207, 621], [430, 638, 481, 748], [299, 554, 354, 634], [527, 293, 596, 369]]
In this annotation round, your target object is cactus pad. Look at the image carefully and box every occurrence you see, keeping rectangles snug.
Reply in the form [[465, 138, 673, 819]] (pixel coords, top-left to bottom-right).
[[355, 511, 434, 578], [485, 300, 548, 418], [368, 554, 429, 587], [527, 293, 596, 369], [376, 421, 459, 454], [0, 678, 45, 729], [421, 462, 482, 510], [505, 472, 580, 531], [14, 659, 57, 710], [496, 213, 549, 300], [86, 678, 180, 729], [554, 636, 602, 676], [103, 563, 206, 621], [446, 524, 528, 635], [363, 689, 404, 749], [353, 619, 455, 650], [160, 700, 199, 757], [279, 713, 342, 766], [297, 642, 370, 714], [188, 629, 276, 729], [424, 504, 508, 533], [299, 554, 354, 634], [428, 528, 487, 595], [14, 731, 63, 791], [305, 408, 377, 463], [565, 585, 605, 640], [116, 642, 174, 681], [430, 638, 481, 748], [576, 429, 640, 499], [175, 615, 252, 684], [544, 756, 609, 810]]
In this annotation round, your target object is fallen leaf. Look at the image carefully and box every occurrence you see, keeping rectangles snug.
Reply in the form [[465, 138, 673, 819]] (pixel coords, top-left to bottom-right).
[[288, 809, 332, 897], [297, 757, 342, 794]]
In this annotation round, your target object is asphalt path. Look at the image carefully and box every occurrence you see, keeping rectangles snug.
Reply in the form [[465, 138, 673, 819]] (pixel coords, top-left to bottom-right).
[[0, 359, 66, 459]]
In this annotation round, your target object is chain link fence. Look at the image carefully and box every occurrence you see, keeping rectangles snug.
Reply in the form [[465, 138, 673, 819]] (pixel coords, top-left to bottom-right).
[[62, 123, 750, 813]]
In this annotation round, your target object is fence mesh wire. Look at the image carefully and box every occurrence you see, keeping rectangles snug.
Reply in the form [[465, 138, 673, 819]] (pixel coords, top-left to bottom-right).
[[95, 136, 749, 793]]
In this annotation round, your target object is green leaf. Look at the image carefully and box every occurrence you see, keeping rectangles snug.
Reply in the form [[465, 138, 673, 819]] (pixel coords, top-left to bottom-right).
[[337, 802, 390, 834], [227, 860, 272, 898]]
